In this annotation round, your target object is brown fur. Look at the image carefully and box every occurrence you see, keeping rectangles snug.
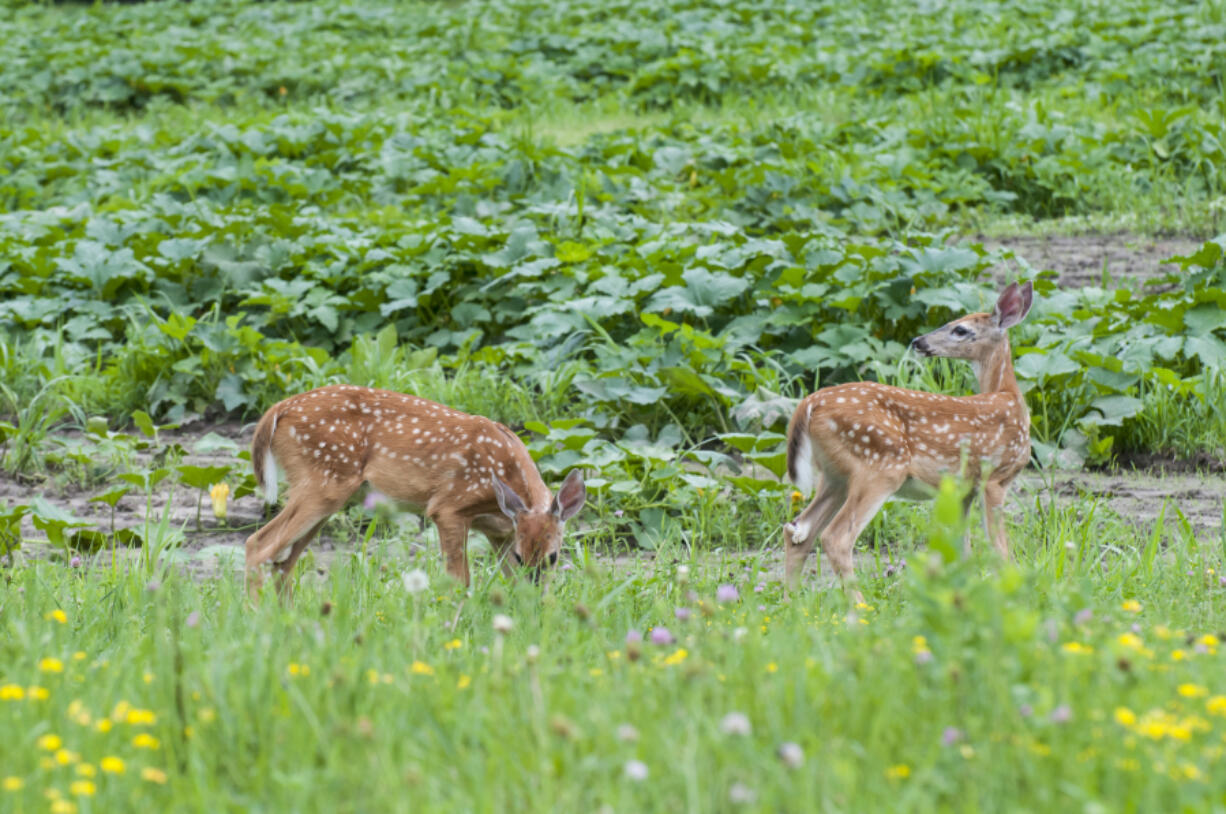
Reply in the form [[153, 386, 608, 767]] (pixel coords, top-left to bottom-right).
[[245, 385, 585, 597]]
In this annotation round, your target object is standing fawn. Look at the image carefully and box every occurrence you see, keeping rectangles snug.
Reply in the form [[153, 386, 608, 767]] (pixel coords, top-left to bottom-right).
[[245, 385, 586, 596], [783, 282, 1035, 601]]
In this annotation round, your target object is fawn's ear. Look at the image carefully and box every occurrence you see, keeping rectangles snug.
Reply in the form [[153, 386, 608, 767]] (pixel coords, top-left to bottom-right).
[[550, 469, 586, 522], [491, 476, 528, 520], [993, 281, 1034, 330]]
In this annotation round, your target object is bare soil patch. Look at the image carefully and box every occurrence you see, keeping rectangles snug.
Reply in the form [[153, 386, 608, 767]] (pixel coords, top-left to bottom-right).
[[977, 233, 1203, 288], [5, 426, 1223, 585]]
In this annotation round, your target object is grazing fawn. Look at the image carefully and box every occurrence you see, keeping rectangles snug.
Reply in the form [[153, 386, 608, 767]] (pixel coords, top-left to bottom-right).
[[245, 385, 586, 596], [783, 282, 1035, 600]]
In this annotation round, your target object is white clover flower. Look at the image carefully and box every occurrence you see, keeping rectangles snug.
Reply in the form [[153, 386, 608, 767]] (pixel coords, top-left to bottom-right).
[[492, 614, 514, 634], [623, 760, 648, 782], [720, 712, 751, 736]]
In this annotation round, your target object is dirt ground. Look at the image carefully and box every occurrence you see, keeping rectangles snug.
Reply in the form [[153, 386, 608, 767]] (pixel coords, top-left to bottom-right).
[[3, 424, 1223, 583], [978, 234, 1203, 288]]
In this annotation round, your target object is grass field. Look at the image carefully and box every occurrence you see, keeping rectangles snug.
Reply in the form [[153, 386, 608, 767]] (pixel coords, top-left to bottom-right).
[[2, 0, 1226, 810]]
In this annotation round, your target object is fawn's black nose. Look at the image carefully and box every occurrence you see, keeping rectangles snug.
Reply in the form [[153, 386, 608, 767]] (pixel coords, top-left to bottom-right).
[[910, 337, 932, 357]]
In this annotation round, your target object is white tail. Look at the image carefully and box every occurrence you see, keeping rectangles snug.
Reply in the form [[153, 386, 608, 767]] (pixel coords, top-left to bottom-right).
[[245, 385, 586, 596], [783, 282, 1035, 601]]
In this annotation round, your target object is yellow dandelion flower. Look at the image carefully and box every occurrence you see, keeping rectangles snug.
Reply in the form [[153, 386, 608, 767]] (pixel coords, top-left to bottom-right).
[[72, 652, 85, 661], [2, 777, 23, 791], [662, 648, 688, 666], [366, 669, 381, 686], [95, 719, 112, 733], [1178, 763, 1202, 782], [28, 685, 49, 700], [410, 661, 434, 676], [40, 657, 65, 673], [140, 767, 167, 784], [1178, 683, 1208, 698], [1205, 696, 1226, 716], [287, 663, 310, 677], [198, 708, 216, 723], [1171, 649, 1187, 662], [68, 780, 95, 797], [142, 672, 154, 684], [46, 609, 67, 624], [443, 639, 463, 650], [606, 650, 621, 660], [50, 800, 76, 814], [209, 482, 230, 520], [54, 749, 78, 766], [75, 764, 95, 778], [791, 490, 803, 503], [1121, 600, 1142, 613], [99, 757, 125, 775], [1114, 707, 1137, 727], [126, 709, 157, 726], [0, 685, 25, 701], [37, 734, 63, 751], [1199, 634, 1219, 649], [131, 734, 160, 750], [1117, 633, 1144, 650], [1061, 642, 1093, 655], [885, 764, 911, 780], [590, 668, 603, 677], [457, 675, 471, 690]]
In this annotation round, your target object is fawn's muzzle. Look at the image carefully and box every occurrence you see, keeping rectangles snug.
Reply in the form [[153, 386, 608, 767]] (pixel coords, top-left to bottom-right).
[[910, 336, 933, 356]]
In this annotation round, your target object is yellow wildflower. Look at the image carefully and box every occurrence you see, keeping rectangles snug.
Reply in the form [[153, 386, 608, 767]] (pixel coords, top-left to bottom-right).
[[140, 767, 167, 784], [54, 749, 78, 766], [1114, 707, 1137, 727], [1178, 683, 1208, 698], [46, 609, 67, 624], [287, 663, 309, 677], [1117, 633, 1144, 650], [457, 675, 471, 690], [1205, 696, 1226, 716], [37, 734, 63, 751], [662, 648, 688, 666], [0, 685, 25, 701], [1171, 649, 1187, 662], [72, 652, 85, 661], [443, 639, 463, 650], [126, 708, 157, 726], [68, 781, 95, 796], [410, 661, 434, 676], [198, 708, 216, 723], [885, 764, 911, 780], [1061, 642, 1093, 655], [209, 482, 230, 520], [1121, 600, 1142, 613], [28, 686, 49, 700], [766, 662, 778, 673], [50, 800, 76, 814], [40, 657, 65, 673], [100, 757, 125, 775], [590, 668, 603, 677], [2, 777, 23, 791], [142, 671, 154, 684], [131, 734, 160, 750], [95, 719, 112, 733]]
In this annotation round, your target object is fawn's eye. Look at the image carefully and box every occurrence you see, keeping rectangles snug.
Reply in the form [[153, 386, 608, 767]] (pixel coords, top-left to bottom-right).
[[951, 325, 971, 338]]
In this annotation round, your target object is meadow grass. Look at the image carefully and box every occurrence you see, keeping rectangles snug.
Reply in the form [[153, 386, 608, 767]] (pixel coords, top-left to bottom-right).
[[3, 489, 1226, 812]]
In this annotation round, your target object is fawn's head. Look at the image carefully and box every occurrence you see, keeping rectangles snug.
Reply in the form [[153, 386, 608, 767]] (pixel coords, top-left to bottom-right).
[[491, 469, 586, 580], [910, 281, 1034, 360]]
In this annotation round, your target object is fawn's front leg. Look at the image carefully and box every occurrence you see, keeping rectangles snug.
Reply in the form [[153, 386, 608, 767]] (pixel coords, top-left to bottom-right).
[[431, 509, 472, 586]]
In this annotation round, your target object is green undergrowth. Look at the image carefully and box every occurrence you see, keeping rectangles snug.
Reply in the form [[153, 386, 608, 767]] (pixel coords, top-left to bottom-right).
[[2, 481, 1226, 811]]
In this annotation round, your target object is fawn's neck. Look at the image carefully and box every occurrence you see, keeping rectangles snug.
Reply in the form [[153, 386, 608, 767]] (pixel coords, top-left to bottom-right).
[[973, 338, 1022, 398]]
